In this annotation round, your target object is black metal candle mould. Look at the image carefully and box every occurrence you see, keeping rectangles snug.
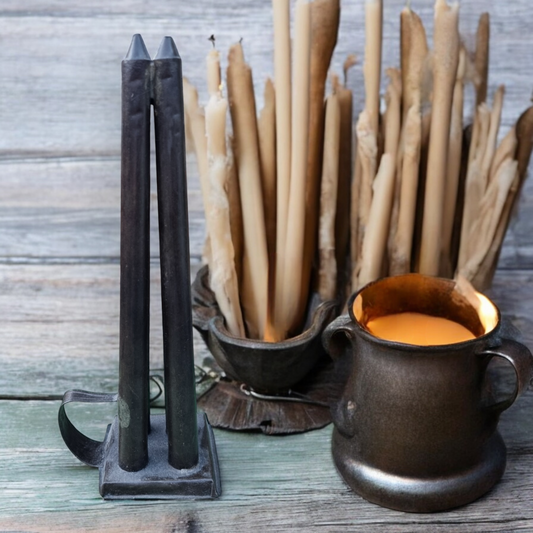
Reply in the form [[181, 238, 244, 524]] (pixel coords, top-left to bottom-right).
[[58, 34, 221, 500]]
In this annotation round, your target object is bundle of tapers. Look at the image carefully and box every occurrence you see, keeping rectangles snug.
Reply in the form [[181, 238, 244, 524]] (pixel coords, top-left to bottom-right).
[[185, 0, 533, 342]]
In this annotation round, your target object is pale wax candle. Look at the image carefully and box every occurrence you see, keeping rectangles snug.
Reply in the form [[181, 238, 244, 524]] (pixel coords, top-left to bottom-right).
[[207, 46, 221, 97], [272, 0, 292, 340], [318, 91, 341, 301], [364, 0, 383, 136], [276, 0, 311, 337], [205, 95, 245, 338], [226, 42, 269, 339], [419, 0, 459, 276]]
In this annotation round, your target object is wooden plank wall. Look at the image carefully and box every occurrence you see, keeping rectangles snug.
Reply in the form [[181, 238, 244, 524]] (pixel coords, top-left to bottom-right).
[[1, 1, 533, 265]]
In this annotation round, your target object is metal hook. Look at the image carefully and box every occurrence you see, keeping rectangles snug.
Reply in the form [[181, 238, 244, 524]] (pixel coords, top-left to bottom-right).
[[239, 384, 329, 408]]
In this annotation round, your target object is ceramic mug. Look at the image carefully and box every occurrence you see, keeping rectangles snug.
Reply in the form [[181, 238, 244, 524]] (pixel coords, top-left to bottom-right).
[[323, 274, 533, 512]]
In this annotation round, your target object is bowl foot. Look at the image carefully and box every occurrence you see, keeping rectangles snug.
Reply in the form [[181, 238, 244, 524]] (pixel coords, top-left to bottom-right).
[[198, 356, 343, 434], [332, 429, 507, 512]]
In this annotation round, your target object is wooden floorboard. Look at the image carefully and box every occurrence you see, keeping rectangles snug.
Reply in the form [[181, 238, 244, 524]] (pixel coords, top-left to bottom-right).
[[0, 397, 531, 533], [0, 264, 531, 531]]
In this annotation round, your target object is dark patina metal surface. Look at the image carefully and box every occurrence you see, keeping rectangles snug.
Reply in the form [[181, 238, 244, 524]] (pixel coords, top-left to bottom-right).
[[58, 393, 221, 499], [58, 34, 221, 500], [152, 36, 199, 471], [192, 264, 338, 394], [100, 413, 221, 500], [118, 29, 152, 473], [323, 274, 533, 512]]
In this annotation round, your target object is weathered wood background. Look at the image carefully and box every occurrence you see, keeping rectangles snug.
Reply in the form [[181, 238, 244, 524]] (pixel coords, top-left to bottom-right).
[[0, 1, 533, 531]]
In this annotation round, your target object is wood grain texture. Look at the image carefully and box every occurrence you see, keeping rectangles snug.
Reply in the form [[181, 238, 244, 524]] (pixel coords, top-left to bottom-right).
[[0, 394, 531, 532], [0, 263, 215, 397], [1, 1, 533, 530], [0, 0, 532, 157], [0, 156, 206, 260], [0, 264, 531, 397], [1, 154, 533, 266], [1, 1, 533, 263]]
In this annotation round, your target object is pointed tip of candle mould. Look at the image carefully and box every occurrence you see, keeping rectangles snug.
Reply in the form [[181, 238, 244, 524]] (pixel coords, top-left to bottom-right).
[[124, 34, 151, 61], [155, 36, 180, 60]]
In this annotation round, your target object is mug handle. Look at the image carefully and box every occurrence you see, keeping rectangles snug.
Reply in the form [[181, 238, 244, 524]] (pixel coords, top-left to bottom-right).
[[322, 315, 359, 438], [480, 339, 533, 413], [322, 314, 357, 359]]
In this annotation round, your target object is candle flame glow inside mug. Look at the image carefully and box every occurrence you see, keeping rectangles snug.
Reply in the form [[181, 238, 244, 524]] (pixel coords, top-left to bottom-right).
[[323, 274, 533, 513]]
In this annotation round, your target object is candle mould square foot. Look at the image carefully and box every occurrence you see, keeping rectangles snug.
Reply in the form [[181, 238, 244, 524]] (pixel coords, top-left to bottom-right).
[[98, 412, 221, 500]]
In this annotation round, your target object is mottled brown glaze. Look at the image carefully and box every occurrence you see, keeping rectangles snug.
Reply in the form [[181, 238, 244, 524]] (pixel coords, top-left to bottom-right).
[[323, 274, 533, 512]]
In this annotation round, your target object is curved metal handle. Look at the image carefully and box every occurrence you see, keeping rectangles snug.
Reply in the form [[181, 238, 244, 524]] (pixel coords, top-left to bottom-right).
[[58, 389, 118, 468], [481, 339, 533, 413], [322, 314, 357, 360], [322, 315, 359, 438]]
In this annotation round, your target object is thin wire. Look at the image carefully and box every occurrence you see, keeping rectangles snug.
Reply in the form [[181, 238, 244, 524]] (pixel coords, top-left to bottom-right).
[[239, 384, 329, 408]]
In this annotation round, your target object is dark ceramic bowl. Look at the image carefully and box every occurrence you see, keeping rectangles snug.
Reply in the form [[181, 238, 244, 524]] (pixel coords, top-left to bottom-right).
[[192, 265, 337, 393]]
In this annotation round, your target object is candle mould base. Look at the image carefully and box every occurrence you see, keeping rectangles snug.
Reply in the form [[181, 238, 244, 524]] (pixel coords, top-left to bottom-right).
[[100, 413, 221, 500], [58, 392, 221, 500], [58, 34, 222, 500]]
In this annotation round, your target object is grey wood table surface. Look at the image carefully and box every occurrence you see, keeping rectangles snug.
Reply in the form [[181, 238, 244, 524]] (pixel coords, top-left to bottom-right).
[[1, 1, 533, 531]]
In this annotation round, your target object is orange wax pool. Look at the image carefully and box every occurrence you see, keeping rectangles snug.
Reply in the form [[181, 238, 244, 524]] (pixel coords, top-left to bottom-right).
[[365, 312, 476, 346]]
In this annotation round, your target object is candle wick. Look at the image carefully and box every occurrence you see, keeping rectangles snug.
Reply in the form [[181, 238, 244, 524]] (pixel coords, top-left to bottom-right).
[[208, 34, 216, 48], [239, 36, 244, 45]]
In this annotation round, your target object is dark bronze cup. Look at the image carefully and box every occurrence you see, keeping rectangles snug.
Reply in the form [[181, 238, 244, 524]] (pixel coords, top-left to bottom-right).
[[192, 265, 337, 393], [323, 274, 533, 512]]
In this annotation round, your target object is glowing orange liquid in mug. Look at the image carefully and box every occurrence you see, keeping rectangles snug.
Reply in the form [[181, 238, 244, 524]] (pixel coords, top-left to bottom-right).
[[365, 312, 476, 346]]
